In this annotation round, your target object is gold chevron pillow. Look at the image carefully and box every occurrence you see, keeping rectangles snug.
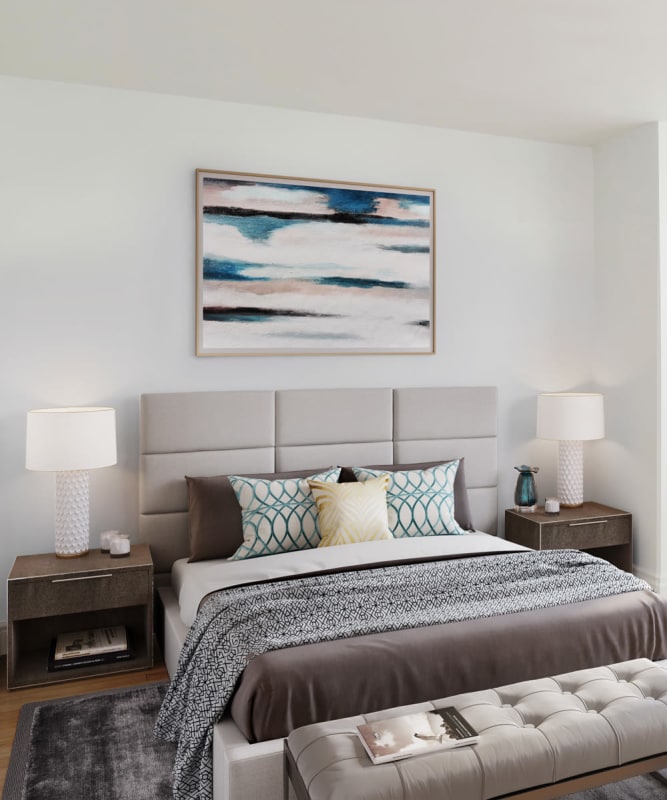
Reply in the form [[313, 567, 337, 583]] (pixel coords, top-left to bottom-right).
[[308, 474, 392, 548]]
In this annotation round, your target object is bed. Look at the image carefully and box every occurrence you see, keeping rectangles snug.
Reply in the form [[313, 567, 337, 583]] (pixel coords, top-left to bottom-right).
[[138, 387, 667, 800]]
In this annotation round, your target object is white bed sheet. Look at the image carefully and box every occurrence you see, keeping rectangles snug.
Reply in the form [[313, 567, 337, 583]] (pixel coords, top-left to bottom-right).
[[173, 532, 528, 626]]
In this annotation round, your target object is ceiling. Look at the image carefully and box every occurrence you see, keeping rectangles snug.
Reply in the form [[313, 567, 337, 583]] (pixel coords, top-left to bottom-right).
[[2, 0, 667, 146]]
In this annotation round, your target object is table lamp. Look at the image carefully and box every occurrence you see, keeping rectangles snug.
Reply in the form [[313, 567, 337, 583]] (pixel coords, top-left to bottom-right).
[[536, 393, 604, 508], [26, 406, 117, 557]]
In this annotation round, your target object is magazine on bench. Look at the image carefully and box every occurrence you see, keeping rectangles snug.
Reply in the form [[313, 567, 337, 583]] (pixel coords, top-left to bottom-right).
[[357, 706, 478, 765]]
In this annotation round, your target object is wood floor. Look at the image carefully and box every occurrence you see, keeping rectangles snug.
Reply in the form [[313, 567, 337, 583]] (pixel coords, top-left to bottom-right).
[[0, 653, 169, 795]]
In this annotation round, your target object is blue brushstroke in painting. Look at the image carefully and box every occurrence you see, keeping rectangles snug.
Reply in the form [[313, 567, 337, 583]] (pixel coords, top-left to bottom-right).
[[203, 257, 269, 281], [204, 258, 416, 291], [204, 213, 302, 242], [379, 245, 430, 253], [204, 311, 273, 323], [315, 276, 411, 290], [323, 188, 378, 215], [254, 181, 431, 215], [364, 217, 429, 228]]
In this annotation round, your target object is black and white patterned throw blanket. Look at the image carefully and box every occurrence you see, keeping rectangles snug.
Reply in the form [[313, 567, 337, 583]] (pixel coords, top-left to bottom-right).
[[155, 549, 650, 800]]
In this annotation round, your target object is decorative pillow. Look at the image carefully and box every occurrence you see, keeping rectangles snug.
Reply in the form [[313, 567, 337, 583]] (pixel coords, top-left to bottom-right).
[[308, 475, 393, 548], [228, 467, 341, 560], [339, 458, 474, 531], [186, 467, 343, 562], [186, 474, 244, 561], [352, 461, 466, 537]]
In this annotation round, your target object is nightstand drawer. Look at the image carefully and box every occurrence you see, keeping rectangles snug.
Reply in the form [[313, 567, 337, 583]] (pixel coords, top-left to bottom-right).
[[9, 569, 150, 620], [540, 516, 630, 551]]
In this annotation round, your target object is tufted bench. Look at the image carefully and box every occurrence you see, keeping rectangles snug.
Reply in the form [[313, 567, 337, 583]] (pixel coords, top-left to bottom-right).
[[284, 659, 667, 800]]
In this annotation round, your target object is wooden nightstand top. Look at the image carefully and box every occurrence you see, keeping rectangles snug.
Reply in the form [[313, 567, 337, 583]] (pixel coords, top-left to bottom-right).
[[506, 502, 629, 526], [9, 543, 152, 581]]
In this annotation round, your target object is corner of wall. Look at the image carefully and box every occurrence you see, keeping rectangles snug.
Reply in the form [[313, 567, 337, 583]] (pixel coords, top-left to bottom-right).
[[632, 564, 667, 596]]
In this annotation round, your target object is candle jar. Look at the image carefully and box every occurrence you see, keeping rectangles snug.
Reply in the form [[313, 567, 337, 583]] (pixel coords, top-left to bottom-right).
[[100, 530, 119, 553], [109, 534, 131, 558]]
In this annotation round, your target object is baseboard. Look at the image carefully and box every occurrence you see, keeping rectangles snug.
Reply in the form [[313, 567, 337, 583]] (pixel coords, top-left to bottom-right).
[[0, 621, 6, 656]]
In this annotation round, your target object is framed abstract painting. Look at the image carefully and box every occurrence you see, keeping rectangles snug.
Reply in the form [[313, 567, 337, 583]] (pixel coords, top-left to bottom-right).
[[195, 170, 435, 356]]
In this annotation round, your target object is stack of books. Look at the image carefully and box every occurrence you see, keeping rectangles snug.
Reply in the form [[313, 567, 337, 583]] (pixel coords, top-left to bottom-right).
[[47, 625, 134, 672]]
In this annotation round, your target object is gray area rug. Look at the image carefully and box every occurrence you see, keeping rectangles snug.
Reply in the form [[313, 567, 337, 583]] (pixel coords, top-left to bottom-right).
[[3, 682, 175, 800], [3, 682, 667, 799], [563, 775, 667, 799]]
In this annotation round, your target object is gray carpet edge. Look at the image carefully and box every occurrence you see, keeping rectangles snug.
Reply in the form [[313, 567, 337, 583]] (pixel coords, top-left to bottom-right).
[[2, 681, 169, 800]]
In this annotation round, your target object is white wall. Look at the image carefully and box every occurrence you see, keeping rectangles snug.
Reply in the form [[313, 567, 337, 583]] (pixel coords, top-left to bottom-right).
[[659, 123, 667, 591], [0, 76, 595, 627], [590, 124, 661, 587]]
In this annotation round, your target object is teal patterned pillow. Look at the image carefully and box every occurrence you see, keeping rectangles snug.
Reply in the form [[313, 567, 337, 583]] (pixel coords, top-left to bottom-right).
[[352, 461, 465, 537], [229, 467, 341, 560]]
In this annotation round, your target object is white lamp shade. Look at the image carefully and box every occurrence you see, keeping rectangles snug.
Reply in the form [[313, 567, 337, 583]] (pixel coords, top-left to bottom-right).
[[536, 393, 604, 442], [26, 407, 117, 472]]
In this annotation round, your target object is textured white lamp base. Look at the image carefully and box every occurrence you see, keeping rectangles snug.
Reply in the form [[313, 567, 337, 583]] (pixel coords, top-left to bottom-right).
[[557, 440, 584, 507], [55, 470, 90, 557]]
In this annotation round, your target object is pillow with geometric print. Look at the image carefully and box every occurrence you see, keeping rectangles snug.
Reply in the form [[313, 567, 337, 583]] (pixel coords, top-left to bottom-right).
[[352, 460, 465, 538], [228, 467, 341, 560]]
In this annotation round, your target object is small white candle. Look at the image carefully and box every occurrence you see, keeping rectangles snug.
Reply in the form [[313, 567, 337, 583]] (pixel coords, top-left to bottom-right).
[[544, 498, 560, 514], [109, 534, 131, 557], [100, 530, 119, 552]]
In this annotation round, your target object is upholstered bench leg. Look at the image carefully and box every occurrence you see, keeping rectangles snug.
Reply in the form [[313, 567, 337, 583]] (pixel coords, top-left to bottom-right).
[[284, 740, 309, 800]]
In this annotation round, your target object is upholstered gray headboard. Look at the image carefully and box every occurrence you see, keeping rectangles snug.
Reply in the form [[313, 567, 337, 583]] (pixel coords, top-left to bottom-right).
[[139, 386, 498, 574]]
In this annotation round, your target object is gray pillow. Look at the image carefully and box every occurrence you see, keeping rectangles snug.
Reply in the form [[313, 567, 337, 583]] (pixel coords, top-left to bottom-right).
[[337, 458, 474, 531]]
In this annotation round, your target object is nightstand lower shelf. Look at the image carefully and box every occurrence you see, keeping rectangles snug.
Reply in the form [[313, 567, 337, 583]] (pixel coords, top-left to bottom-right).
[[10, 606, 152, 690]]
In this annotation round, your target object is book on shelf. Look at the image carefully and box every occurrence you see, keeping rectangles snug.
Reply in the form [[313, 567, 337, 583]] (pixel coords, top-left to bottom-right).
[[357, 706, 478, 765], [47, 640, 135, 672], [53, 625, 128, 661]]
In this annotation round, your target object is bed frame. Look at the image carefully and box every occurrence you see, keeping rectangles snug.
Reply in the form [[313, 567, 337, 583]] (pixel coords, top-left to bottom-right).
[[139, 386, 498, 800]]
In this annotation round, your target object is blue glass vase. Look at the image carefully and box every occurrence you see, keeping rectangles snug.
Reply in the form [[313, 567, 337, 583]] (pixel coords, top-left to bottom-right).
[[514, 465, 539, 510]]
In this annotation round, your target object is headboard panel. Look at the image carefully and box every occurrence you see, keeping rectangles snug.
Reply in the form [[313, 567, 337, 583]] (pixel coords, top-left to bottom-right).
[[139, 386, 498, 575], [393, 386, 498, 536], [275, 388, 393, 470]]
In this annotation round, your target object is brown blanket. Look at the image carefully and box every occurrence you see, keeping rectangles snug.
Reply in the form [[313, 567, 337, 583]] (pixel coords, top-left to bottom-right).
[[230, 589, 667, 741]]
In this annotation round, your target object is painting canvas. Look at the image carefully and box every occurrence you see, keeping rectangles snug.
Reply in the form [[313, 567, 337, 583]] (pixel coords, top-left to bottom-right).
[[196, 170, 435, 356]]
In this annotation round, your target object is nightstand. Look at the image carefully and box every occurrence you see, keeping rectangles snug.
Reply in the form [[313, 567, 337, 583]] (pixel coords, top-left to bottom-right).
[[7, 543, 153, 690], [504, 502, 632, 573]]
